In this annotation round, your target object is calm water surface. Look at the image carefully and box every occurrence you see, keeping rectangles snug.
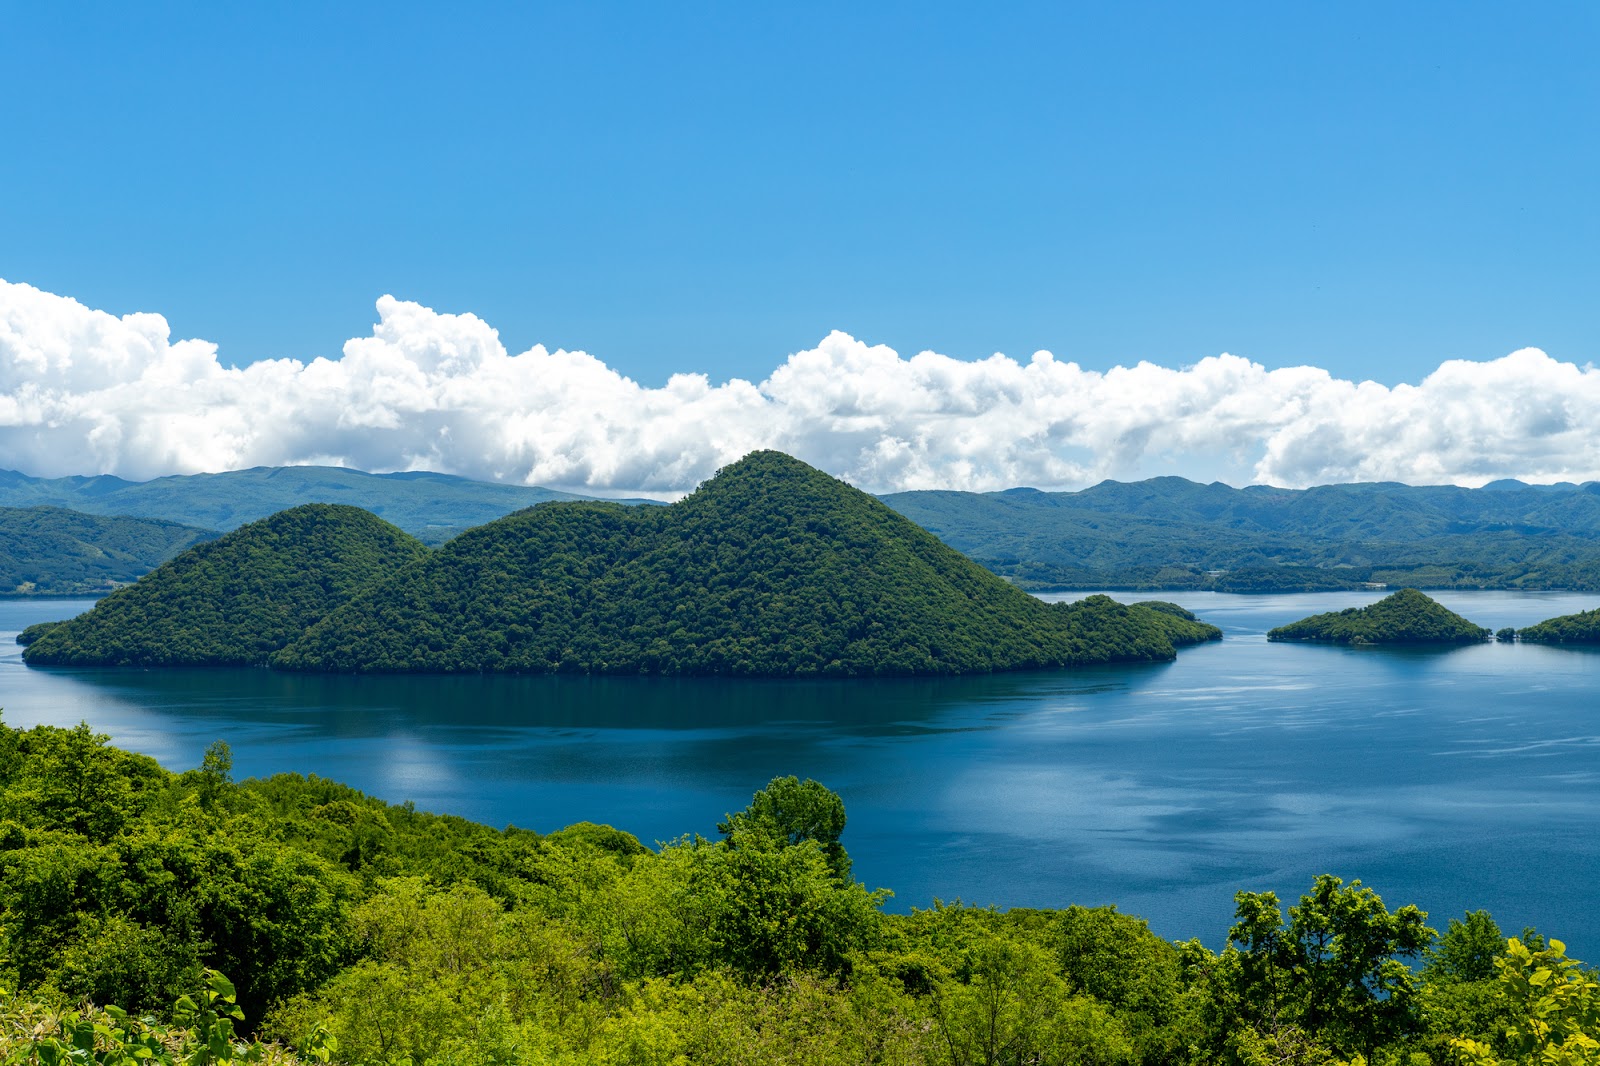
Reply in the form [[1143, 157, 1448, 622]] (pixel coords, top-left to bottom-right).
[[3, 590, 1598, 954]]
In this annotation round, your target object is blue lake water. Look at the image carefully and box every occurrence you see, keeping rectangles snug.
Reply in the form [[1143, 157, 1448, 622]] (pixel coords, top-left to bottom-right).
[[3, 590, 1598, 956]]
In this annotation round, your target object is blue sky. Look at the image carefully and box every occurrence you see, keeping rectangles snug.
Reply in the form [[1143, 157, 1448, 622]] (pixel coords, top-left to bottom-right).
[[4, 2, 1595, 388]]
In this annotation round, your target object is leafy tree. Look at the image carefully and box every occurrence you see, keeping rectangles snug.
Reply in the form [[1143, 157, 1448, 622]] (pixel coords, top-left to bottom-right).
[[1218, 876, 1434, 1062], [1452, 937, 1600, 1065], [719, 775, 851, 879]]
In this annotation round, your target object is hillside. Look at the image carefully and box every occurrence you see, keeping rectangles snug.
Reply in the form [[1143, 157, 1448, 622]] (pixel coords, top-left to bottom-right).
[[881, 478, 1600, 591], [1267, 588, 1491, 645], [1516, 607, 1600, 644], [0, 465, 652, 544], [22, 504, 428, 667], [274, 452, 1218, 676], [0, 506, 216, 595]]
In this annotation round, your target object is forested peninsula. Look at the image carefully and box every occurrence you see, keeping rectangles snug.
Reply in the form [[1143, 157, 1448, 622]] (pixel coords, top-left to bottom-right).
[[0, 719, 1591, 1066], [1515, 607, 1600, 644], [1267, 588, 1492, 645], [28, 452, 1220, 676], [21, 505, 427, 667]]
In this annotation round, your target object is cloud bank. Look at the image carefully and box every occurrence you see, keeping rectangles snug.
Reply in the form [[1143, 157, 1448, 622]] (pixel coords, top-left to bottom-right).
[[3, 278, 1597, 495]]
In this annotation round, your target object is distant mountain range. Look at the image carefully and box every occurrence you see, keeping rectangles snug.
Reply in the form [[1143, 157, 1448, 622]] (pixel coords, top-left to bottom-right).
[[0, 465, 655, 544], [881, 476, 1600, 591], [9, 464, 1600, 596]]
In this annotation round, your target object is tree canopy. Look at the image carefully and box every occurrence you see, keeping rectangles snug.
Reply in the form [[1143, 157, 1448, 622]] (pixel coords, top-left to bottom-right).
[[22, 505, 427, 667], [273, 452, 1219, 676], [1267, 588, 1492, 645], [0, 717, 1593, 1066], [1516, 607, 1600, 645]]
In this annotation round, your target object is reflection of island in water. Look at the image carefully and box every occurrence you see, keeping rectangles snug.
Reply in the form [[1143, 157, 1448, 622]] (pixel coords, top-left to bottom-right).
[[36, 658, 1177, 739]]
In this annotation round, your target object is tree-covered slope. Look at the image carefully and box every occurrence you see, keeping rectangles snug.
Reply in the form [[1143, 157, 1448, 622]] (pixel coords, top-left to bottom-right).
[[22, 505, 428, 667], [275, 452, 1217, 676], [1267, 588, 1491, 645], [0, 465, 654, 545], [1516, 608, 1600, 644], [0, 506, 216, 595]]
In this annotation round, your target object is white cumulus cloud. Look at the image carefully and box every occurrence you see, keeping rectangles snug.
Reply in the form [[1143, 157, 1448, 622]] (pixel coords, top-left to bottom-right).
[[2, 277, 1597, 494]]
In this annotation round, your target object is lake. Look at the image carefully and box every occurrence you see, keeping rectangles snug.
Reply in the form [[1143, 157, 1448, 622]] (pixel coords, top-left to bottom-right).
[[3, 589, 1598, 956]]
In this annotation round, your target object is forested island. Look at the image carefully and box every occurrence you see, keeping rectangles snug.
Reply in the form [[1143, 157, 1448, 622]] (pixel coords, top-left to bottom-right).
[[26, 453, 1220, 676], [1267, 589, 1492, 645], [0, 719, 1590, 1066], [1514, 607, 1600, 644], [21, 505, 427, 667]]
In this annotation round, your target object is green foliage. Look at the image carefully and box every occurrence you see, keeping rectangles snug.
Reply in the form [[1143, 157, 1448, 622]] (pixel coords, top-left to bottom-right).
[[13, 623, 61, 647], [1517, 608, 1600, 645], [0, 507, 216, 597], [22, 506, 427, 668], [0, 717, 1595, 1066], [0, 968, 323, 1066], [1452, 937, 1600, 1065], [274, 452, 1219, 676], [1215, 875, 1435, 1062], [1267, 588, 1492, 645], [718, 775, 851, 878]]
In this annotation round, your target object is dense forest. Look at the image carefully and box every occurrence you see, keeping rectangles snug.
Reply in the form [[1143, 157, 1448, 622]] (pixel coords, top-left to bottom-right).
[[1514, 607, 1600, 644], [0, 506, 215, 596], [882, 478, 1600, 592], [272, 453, 1218, 676], [22, 505, 427, 667], [1267, 589, 1492, 645], [0, 717, 1592, 1066]]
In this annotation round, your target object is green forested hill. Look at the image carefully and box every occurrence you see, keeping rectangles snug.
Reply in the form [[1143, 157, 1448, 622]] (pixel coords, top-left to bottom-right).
[[0, 506, 217, 595], [1267, 588, 1492, 645], [0, 465, 651, 544], [1517, 607, 1600, 644], [882, 478, 1600, 591], [0, 721, 1585, 1066], [22, 505, 428, 667], [274, 452, 1217, 676]]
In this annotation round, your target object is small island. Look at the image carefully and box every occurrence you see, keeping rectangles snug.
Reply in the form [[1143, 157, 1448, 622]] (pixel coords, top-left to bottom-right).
[[1515, 608, 1600, 645], [1266, 588, 1491, 645]]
